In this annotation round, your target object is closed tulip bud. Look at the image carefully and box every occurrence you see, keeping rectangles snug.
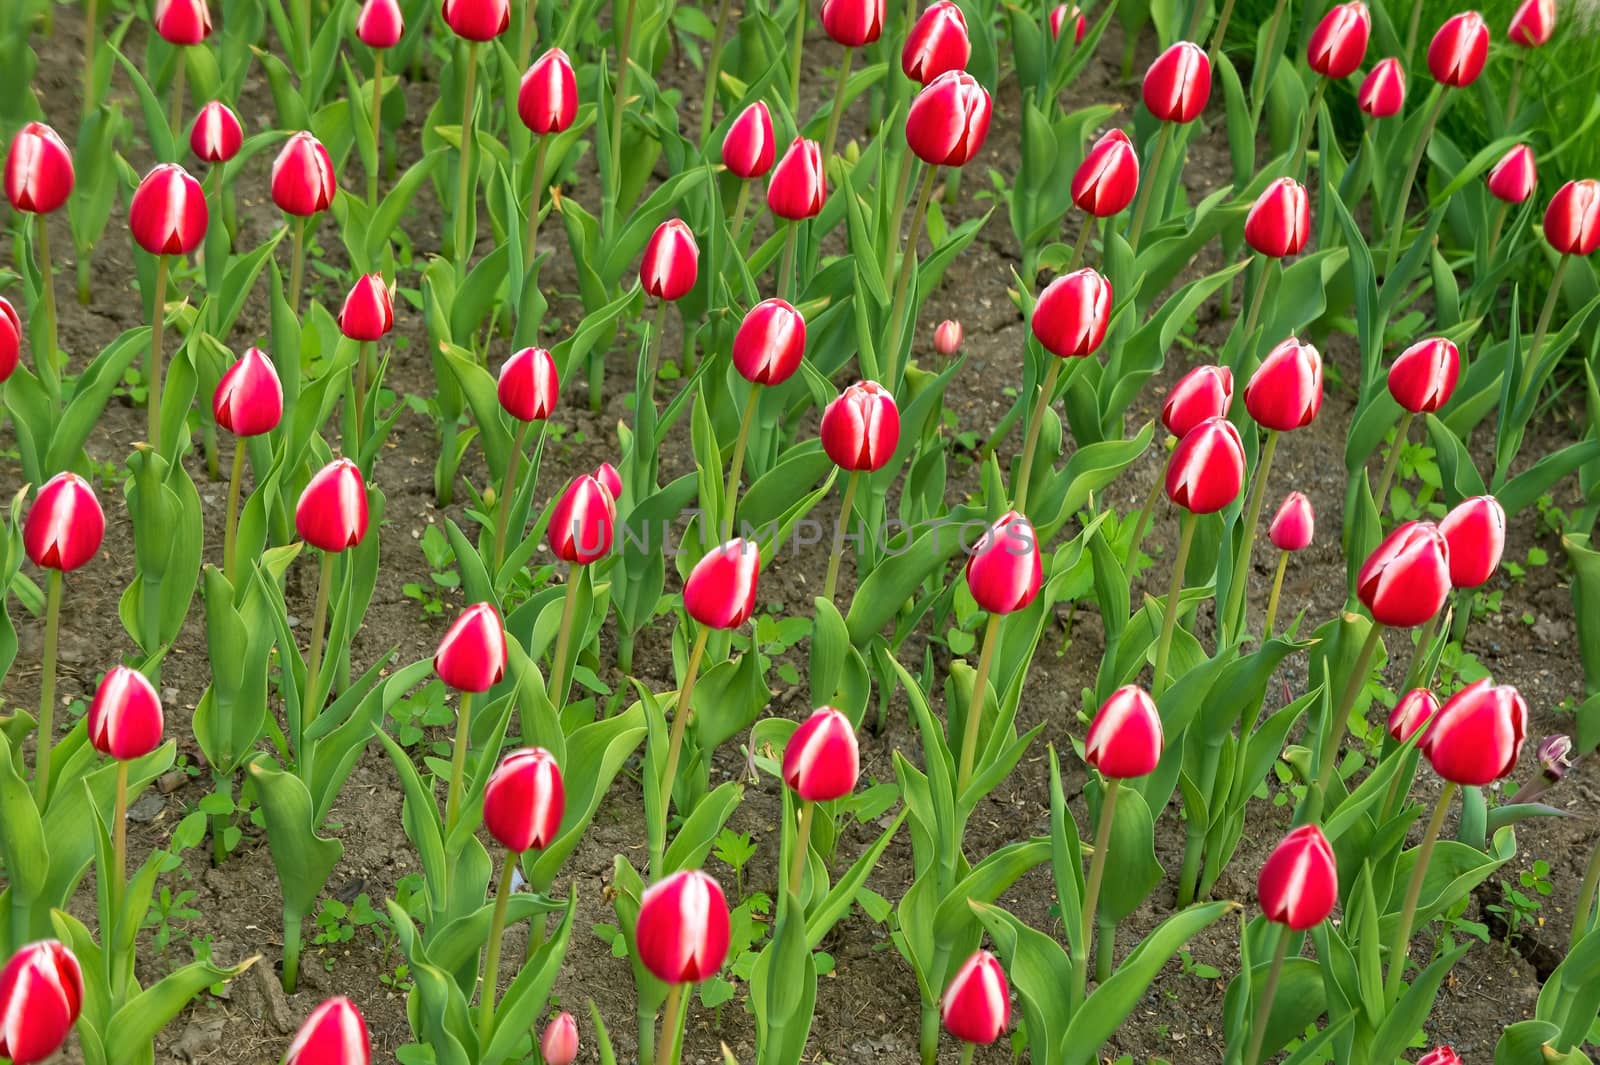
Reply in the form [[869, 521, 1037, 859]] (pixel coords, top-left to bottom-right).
[[1142, 41, 1211, 123], [356, 0, 405, 47], [1388, 687, 1441, 743], [1487, 144, 1536, 204], [1258, 824, 1338, 929], [1307, 2, 1370, 79], [1439, 495, 1505, 589], [441, 0, 510, 40], [1085, 685, 1164, 778], [906, 70, 992, 166], [271, 132, 337, 217], [820, 0, 884, 46], [1048, 4, 1086, 42], [1244, 336, 1323, 431], [1269, 491, 1314, 551], [1387, 337, 1460, 413], [1031, 268, 1112, 358], [540, 1013, 579, 1065], [5, 122, 74, 214], [518, 48, 578, 134], [783, 707, 860, 801], [190, 101, 243, 163], [1423, 678, 1528, 785], [685, 539, 761, 630], [434, 602, 506, 692], [596, 462, 622, 501], [1419, 1048, 1463, 1065], [1244, 177, 1311, 258], [902, 1, 971, 86], [283, 997, 369, 1065], [636, 870, 731, 984], [213, 346, 284, 437], [129, 164, 208, 256], [1544, 179, 1600, 256], [548, 474, 617, 564], [766, 137, 826, 220], [0, 298, 21, 384], [338, 274, 395, 341], [483, 747, 565, 851], [964, 511, 1042, 615], [1358, 57, 1406, 116], [1071, 129, 1139, 217], [0, 941, 84, 1065], [941, 950, 1009, 1045], [1164, 417, 1246, 514], [1507, 0, 1554, 46], [24, 473, 105, 572], [934, 319, 963, 355], [1427, 12, 1489, 87], [733, 298, 807, 385], [1356, 521, 1451, 627], [1162, 365, 1233, 438], [1538, 734, 1572, 782], [497, 346, 559, 421], [153, 0, 212, 45], [641, 219, 700, 300], [88, 666, 164, 760], [295, 459, 368, 553], [723, 102, 777, 179], [821, 381, 901, 472]]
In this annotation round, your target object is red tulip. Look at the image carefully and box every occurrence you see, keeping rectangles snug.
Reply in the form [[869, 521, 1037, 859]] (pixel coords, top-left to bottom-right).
[[766, 137, 826, 220], [1388, 687, 1441, 743], [1268, 491, 1314, 552], [1031, 267, 1112, 358], [540, 1013, 579, 1065], [636, 870, 731, 984], [190, 101, 243, 164], [434, 602, 506, 692], [1419, 1048, 1463, 1065], [902, 1, 971, 86], [1507, 0, 1554, 46], [685, 538, 761, 630], [1439, 495, 1505, 589], [941, 950, 1009, 1045], [1427, 12, 1489, 87], [24, 473, 105, 572], [641, 219, 699, 300], [1085, 685, 1164, 779], [153, 0, 212, 45], [88, 666, 164, 760], [1387, 337, 1459, 413], [820, 381, 900, 472], [933, 319, 963, 355], [820, 0, 884, 46], [283, 997, 369, 1065], [1244, 336, 1323, 431], [783, 708, 860, 801], [1356, 521, 1451, 627], [1142, 41, 1211, 123], [1162, 365, 1233, 438], [964, 511, 1042, 615], [1257, 824, 1338, 929], [1244, 177, 1310, 258], [497, 346, 559, 421], [1307, 1, 1370, 79], [906, 70, 992, 167], [1358, 57, 1406, 116], [441, 0, 510, 40], [356, 0, 405, 47], [4, 122, 74, 214], [548, 474, 617, 564], [0, 297, 21, 384], [1048, 4, 1086, 42], [0, 941, 84, 1065], [271, 132, 337, 217], [295, 459, 369, 553], [1072, 129, 1139, 218], [1165, 417, 1245, 514], [213, 346, 284, 437], [1487, 144, 1536, 204], [338, 274, 394, 341], [483, 746, 565, 851], [596, 462, 622, 501], [129, 164, 208, 256], [518, 48, 578, 134], [723, 102, 777, 180], [732, 298, 807, 385], [1423, 678, 1528, 785], [1544, 179, 1600, 256]]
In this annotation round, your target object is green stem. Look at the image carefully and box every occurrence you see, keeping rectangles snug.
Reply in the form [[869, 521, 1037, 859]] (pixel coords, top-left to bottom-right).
[[455, 41, 480, 263], [1262, 549, 1289, 641], [661, 627, 711, 822], [298, 0, 311, 65], [787, 0, 805, 112], [1236, 254, 1267, 364], [1503, 61, 1524, 129], [1221, 429, 1279, 643], [168, 50, 186, 149], [1400, 609, 1442, 693], [282, 914, 303, 993], [1384, 781, 1458, 1003], [956, 613, 1001, 793], [210, 771, 231, 866], [546, 564, 583, 710], [1081, 777, 1120, 983], [494, 419, 533, 575], [33, 569, 63, 807], [1248, 0, 1289, 120], [352, 340, 372, 456], [287, 215, 306, 318], [777, 221, 798, 302], [723, 385, 762, 539], [524, 135, 551, 274], [1289, 78, 1328, 177], [302, 550, 335, 754], [83, 0, 98, 112], [658, 983, 687, 1065], [111, 760, 128, 927], [477, 853, 518, 1046], [1065, 211, 1095, 272], [881, 153, 915, 280], [958, 1043, 975, 1065], [699, 0, 736, 143], [444, 691, 475, 837], [729, 181, 752, 253], [1152, 513, 1198, 696], [519, 0, 536, 69], [1517, 254, 1570, 403], [1371, 411, 1414, 522], [147, 255, 170, 451], [822, 470, 860, 601], [1123, 443, 1170, 569], [1301, 622, 1384, 823], [1571, 835, 1600, 951], [1244, 927, 1292, 1065], [820, 48, 854, 181], [609, 0, 638, 224], [1126, 122, 1174, 249], [787, 799, 815, 899], [1485, 199, 1510, 266], [1204, 0, 1238, 63], [885, 165, 939, 387], [368, 49, 385, 206], [1013, 357, 1063, 512], [1403, 0, 1425, 67], [223, 438, 247, 584], [1382, 90, 1448, 276], [35, 216, 60, 399]]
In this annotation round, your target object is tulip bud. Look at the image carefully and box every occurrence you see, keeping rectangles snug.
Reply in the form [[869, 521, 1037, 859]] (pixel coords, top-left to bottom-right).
[[1085, 685, 1164, 779], [434, 602, 506, 693], [1164, 417, 1246, 514], [820, 381, 901, 472], [1427, 12, 1489, 87], [641, 219, 700, 300], [1268, 491, 1314, 552], [548, 474, 617, 564], [0, 298, 22, 384], [902, 1, 971, 86], [941, 950, 1009, 1045], [153, 0, 213, 45], [1537, 734, 1572, 782], [685, 539, 761, 630], [766, 137, 826, 220], [1387, 337, 1459, 413], [497, 346, 559, 422], [964, 511, 1042, 615], [5, 122, 74, 215], [596, 462, 622, 501], [933, 319, 964, 355], [24, 472, 105, 572], [338, 274, 395, 341], [1544, 179, 1600, 256], [1388, 687, 1441, 743], [1487, 144, 1536, 205], [518, 48, 578, 135], [540, 1013, 579, 1065], [1307, 2, 1370, 79], [732, 298, 807, 385], [1031, 268, 1112, 358], [783, 708, 860, 801], [441, 0, 510, 40], [1358, 57, 1406, 116], [1071, 129, 1140, 218], [723, 102, 777, 180], [1048, 4, 1086, 42], [1419, 1048, 1463, 1065], [906, 70, 992, 167], [636, 870, 731, 984], [88, 666, 164, 761], [213, 346, 284, 437], [1356, 521, 1451, 627], [356, 0, 405, 47], [271, 131, 337, 217], [1257, 824, 1338, 929], [1142, 41, 1211, 123], [820, 0, 884, 46], [0, 941, 84, 1065], [483, 747, 565, 851], [1438, 494, 1505, 589], [1244, 336, 1323, 431], [295, 459, 369, 553], [1507, 0, 1555, 46], [1244, 177, 1311, 258], [1162, 365, 1233, 438], [129, 164, 209, 256], [190, 101, 243, 164], [1423, 678, 1528, 785], [283, 997, 369, 1065]]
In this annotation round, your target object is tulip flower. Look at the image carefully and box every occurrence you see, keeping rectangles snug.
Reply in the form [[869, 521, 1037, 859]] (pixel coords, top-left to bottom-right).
[[213, 346, 282, 579], [1419, 1048, 1463, 1065], [1546, 179, 1600, 257], [541, 1013, 579, 1065], [0, 297, 19, 384], [338, 272, 394, 452], [815, 0, 882, 174], [1048, 4, 1086, 42], [129, 163, 208, 449], [642, 219, 700, 301], [766, 138, 825, 281], [934, 319, 963, 356], [1387, 336, 1460, 415], [1015, 268, 1112, 506], [819, 380, 900, 599], [1358, 521, 1452, 628], [1507, 0, 1554, 46], [1537, 734, 1572, 783], [1388, 687, 1441, 743], [1261, 490, 1313, 638], [88, 665, 163, 913], [1358, 57, 1406, 117], [190, 101, 242, 164], [542, 473, 616, 713], [1244, 178, 1310, 259], [1488, 144, 1536, 205], [723, 101, 776, 181], [1129, 42, 1209, 245], [293, 458, 368, 758], [439, 0, 505, 258], [153, 0, 211, 133], [0, 941, 83, 1065], [903, 1, 971, 86], [1162, 365, 1233, 439], [956, 511, 1041, 787], [356, 0, 403, 48], [490, 345, 559, 568], [1308, 2, 1370, 79], [637, 869, 731, 1065], [782, 707, 859, 895], [270, 132, 335, 320], [518, 48, 576, 267], [3, 123, 71, 384], [1439, 495, 1505, 590], [596, 462, 622, 501], [1245, 824, 1336, 1063], [435, 601, 508, 840], [941, 950, 1009, 1047], [284, 998, 369, 1065], [1428, 12, 1489, 87], [1071, 129, 1140, 221], [725, 298, 807, 535]]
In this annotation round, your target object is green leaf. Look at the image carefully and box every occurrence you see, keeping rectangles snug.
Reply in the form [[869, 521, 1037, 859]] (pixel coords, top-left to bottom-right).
[[247, 757, 343, 925]]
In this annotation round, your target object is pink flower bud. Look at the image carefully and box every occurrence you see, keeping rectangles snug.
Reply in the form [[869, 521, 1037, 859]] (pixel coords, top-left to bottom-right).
[[782, 708, 860, 801], [1427, 12, 1489, 87], [4, 123, 74, 215], [732, 298, 807, 385], [641, 219, 700, 300], [548, 474, 617, 564], [190, 101, 243, 164], [1423, 678, 1528, 785], [1356, 521, 1451, 627], [1162, 365, 1233, 439], [1164, 417, 1245, 514], [483, 747, 565, 851], [295, 459, 368, 553], [271, 131, 337, 217], [1257, 824, 1338, 929], [905, 70, 992, 167], [213, 346, 284, 437], [0, 941, 84, 1065], [684, 539, 761, 630], [941, 950, 1009, 1045], [1438, 494, 1505, 589], [820, 381, 901, 472], [1071, 129, 1140, 218], [497, 346, 559, 422], [1244, 336, 1323, 431], [1387, 337, 1459, 413], [723, 102, 777, 180], [1031, 268, 1111, 358], [1388, 687, 1441, 743], [1268, 491, 1314, 552], [1486, 144, 1536, 204], [518, 48, 578, 135], [283, 997, 369, 1065], [88, 666, 164, 761], [1142, 41, 1211, 123], [636, 870, 731, 984], [1244, 177, 1311, 258], [933, 319, 964, 355], [24, 472, 105, 573], [338, 274, 395, 341], [1085, 685, 1164, 778], [964, 511, 1042, 615], [1358, 57, 1406, 117], [129, 164, 209, 256], [434, 602, 507, 693], [766, 137, 826, 220], [902, 1, 971, 86]]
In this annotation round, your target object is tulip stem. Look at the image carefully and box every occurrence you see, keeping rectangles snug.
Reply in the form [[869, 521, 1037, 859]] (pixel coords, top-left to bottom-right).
[[368, 49, 385, 206], [1244, 926, 1291, 1065], [1571, 836, 1600, 951], [1371, 410, 1414, 522], [957, 1044, 975, 1065], [1204, 0, 1238, 63], [777, 221, 799, 303], [1262, 549, 1289, 641], [1382, 89, 1448, 276], [33, 570, 63, 808], [1403, 0, 1425, 68], [820, 48, 854, 183], [787, 798, 815, 900], [301, 549, 335, 761], [444, 690, 475, 838], [1503, 62, 1524, 128], [661, 626, 711, 827], [658, 983, 687, 1065], [546, 563, 583, 710], [111, 760, 129, 930], [699, 0, 736, 144], [455, 40, 480, 264], [881, 152, 915, 281], [1248, 0, 1290, 121], [1236, 254, 1267, 367], [34, 215, 61, 399], [1485, 199, 1510, 266], [287, 215, 306, 319], [1080, 776, 1120, 989], [477, 852, 518, 1046], [523, 135, 551, 277], [956, 613, 1002, 794], [729, 182, 752, 252], [519, 0, 536, 69], [608, 0, 637, 229], [83, 0, 97, 111], [1385, 780, 1458, 1003], [355, 339, 375, 456], [1126, 122, 1174, 249], [1013, 357, 1063, 513], [1065, 211, 1095, 273], [1122, 439, 1170, 569], [885, 165, 939, 389], [494, 418, 533, 575], [1517, 253, 1570, 405], [168, 50, 186, 147], [723, 385, 762, 539], [822, 470, 860, 601], [1221, 428, 1279, 645], [1400, 608, 1442, 694], [147, 254, 170, 452], [1289, 78, 1328, 178], [1152, 512, 1198, 697], [786, 0, 805, 112], [1301, 621, 1384, 824], [223, 438, 248, 584]]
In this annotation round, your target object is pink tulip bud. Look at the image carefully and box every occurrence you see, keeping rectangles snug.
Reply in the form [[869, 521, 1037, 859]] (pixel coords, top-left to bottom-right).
[[1071, 129, 1140, 217], [933, 319, 964, 355], [283, 997, 369, 1065], [540, 1013, 579, 1065], [1162, 365, 1233, 438], [1142, 41, 1211, 123], [1307, 1, 1370, 79], [1423, 678, 1528, 785], [356, 0, 405, 47], [1268, 491, 1314, 552], [1356, 520, 1451, 627], [129, 163, 209, 256], [1538, 734, 1572, 782], [1358, 57, 1406, 116], [0, 298, 19, 384], [1487, 144, 1536, 204], [641, 219, 700, 300], [338, 274, 395, 341], [1507, 0, 1555, 46], [1388, 687, 1441, 743], [190, 101, 243, 164], [685, 539, 761, 630], [1085, 685, 1164, 778], [440, 0, 510, 40], [906, 70, 992, 167], [88, 666, 164, 761], [782, 708, 860, 801], [24, 472, 105, 572], [1427, 12, 1489, 87], [1244, 177, 1311, 258], [1164, 417, 1246, 514], [732, 298, 807, 385], [434, 602, 506, 693], [941, 950, 1009, 1045], [964, 511, 1042, 615], [902, 1, 971, 86], [1244, 336, 1323, 431], [213, 346, 284, 437], [1439, 494, 1505, 589], [1257, 824, 1338, 929], [1544, 179, 1600, 256], [153, 0, 213, 45], [1048, 4, 1086, 42], [723, 102, 777, 180], [820, 0, 884, 46], [636, 870, 731, 984], [483, 747, 565, 851], [497, 346, 559, 422], [820, 381, 901, 472], [1031, 267, 1112, 358], [1387, 337, 1460, 413], [295, 459, 369, 553], [766, 137, 826, 220], [0, 941, 84, 1065], [548, 474, 617, 564], [595, 462, 622, 501], [518, 48, 578, 135], [1419, 1047, 1463, 1065], [271, 131, 337, 217], [4, 122, 74, 215]]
